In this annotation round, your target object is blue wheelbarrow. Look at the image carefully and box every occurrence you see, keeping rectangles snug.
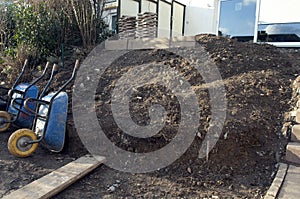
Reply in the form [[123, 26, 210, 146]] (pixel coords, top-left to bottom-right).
[[7, 60, 79, 157], [0, 60, 51, 132]]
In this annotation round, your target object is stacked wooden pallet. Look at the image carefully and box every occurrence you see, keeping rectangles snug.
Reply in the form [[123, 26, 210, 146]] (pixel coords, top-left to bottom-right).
[[136, 12, 158, 38], [118, 16, 137, 39]]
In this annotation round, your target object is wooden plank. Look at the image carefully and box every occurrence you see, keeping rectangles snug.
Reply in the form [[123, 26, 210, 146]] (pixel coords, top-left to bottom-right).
[[3, 155, 105, 199]]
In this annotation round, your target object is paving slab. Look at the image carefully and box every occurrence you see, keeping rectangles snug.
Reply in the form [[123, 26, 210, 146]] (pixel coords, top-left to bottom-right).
[[104, 36, 198, 51], [277, 165, 300, 199], [286, 143, 300, 164], [171, 36, 196, 42], [264, 163, 288, 199], [170, 36, 196, 48], [170, 41, 196, 48], [128, 38, 170, 49], [295, 109, 300, 123], [105, 39, 128, 50], [291, 125, 300, 142]]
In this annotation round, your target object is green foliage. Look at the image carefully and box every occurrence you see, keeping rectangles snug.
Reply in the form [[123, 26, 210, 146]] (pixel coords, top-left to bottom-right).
[[0, 1, 13, 52], [9, 1, 59, 60], [0, 0, 112, 66]]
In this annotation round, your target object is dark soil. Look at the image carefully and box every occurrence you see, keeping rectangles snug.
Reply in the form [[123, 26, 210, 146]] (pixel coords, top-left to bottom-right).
[[1, 35, 300, 198]]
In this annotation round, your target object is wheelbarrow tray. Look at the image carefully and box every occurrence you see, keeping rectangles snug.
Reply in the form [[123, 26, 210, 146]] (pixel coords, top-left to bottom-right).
[[8, 83, 38, 128], [35, 92, 68, 152]]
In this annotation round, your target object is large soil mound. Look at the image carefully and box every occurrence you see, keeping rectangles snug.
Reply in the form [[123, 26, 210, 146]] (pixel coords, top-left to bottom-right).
[[61, 35, 298, 198], [1, 35, 299, 198]]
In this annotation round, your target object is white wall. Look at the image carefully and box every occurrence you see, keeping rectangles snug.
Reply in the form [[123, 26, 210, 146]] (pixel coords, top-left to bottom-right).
[[172, 2, 185, 36], [141, 0, 156, 13], [120, 0, 139, 16], [184, 6, 216, 36], [157, 1, 171, 38], [183, 0, 219, 36]]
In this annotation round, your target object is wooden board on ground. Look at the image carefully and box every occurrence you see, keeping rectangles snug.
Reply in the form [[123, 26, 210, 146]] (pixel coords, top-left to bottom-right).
[[3, 155, 105, 199]]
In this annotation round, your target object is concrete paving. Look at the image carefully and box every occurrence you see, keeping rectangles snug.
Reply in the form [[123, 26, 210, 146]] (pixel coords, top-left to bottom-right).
[[286, 143, 300, 165], [273, 77, 300, 198], [266, 126, 300, 198], [105, 36, 196, 51], [292, 125, 300, 142], [277, 165, 300, 199], [264, 164, 288, 199]]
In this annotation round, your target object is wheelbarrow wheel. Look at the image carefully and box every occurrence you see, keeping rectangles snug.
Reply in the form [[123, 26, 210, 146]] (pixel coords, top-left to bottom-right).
[[8, 129, 38, 158], [0, 111, 11, 132]]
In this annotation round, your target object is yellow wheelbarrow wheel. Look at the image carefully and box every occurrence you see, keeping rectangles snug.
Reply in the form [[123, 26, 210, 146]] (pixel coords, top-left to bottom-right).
[[0, 111, 11, 132], [8, 129, 38, 158]]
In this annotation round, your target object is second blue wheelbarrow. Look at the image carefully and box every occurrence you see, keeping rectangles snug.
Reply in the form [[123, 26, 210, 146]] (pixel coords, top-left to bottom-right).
[[7, 60, 79, 157]]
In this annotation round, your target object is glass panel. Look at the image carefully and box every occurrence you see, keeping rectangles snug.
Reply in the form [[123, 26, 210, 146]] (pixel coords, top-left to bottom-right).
[[112, 15, 118, 32], [258, 23, 300, 42], [106, 0, 117, 3], [218, 0, 257, 41]]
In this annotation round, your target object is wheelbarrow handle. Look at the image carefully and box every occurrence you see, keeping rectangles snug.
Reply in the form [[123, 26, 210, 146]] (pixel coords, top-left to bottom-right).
[[52, 63, 59, 74], [21, 59, 28, 74], [10, 97, 35, 118], [7, 87, 25, 98], [12, 59, 28, 88], [23, 62, 51, 95], [45, 62, 50, 70], [71, 59, 80, 79], [31, 62, 50, 84], [38, 64, 59, 99], [9, 59, 50, 100], [74, 59, 80, 70], [23, 59, 28, 69], [23, 98, 49, 118], [49, 60, 79, 102]]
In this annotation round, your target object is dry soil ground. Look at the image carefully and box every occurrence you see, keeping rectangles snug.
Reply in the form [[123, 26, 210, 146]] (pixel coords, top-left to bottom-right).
[[1, 35, 300, 198]]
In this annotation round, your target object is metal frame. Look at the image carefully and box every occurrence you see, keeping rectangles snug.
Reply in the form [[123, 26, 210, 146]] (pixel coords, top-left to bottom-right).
[[156, 0, 159, 37], [254, 0, 300, 47], [217, 0, 300, 47], [117, 0, 121, 33], [182, 2, 186, 36], [253, 0, 260, 43], [170, 0, 174, 38]]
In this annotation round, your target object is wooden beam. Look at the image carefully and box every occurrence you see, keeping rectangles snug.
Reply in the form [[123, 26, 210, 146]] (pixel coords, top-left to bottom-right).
[[3, 155, 106, 199]]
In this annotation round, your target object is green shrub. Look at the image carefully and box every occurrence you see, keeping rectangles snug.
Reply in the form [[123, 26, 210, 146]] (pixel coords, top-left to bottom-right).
[[9, 1, 59, 61]]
